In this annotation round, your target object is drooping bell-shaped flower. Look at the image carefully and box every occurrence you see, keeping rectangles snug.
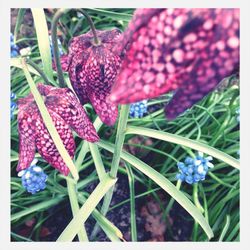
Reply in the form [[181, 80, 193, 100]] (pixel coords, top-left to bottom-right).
[[17, 83, 99, 176], [67, 29, 124, 126], [110, 8, 239, 120]]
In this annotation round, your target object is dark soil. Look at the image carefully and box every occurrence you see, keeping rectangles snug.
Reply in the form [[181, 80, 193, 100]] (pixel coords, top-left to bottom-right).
[[12, 172, 193, 242]]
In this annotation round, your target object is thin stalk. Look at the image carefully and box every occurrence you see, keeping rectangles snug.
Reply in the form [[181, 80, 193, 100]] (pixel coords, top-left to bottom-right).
[[51, 8, 100, 87], [25, 59, 51, 85], [67, 180, 89, 241], [90, 105, 130, 239], [163, 180, 181, 218], [192, 183, 205, 241], [125, 164, 137, 241], [110, 105, 130, 178]]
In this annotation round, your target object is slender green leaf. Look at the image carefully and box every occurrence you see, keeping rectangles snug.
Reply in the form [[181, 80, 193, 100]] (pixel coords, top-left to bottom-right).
[[14, 9, 26, 43], [78, 194, 123, 242], [11, 196, 64, 221], [126, 126, 239, 170], [31, 8, 54, 81], [67, 180, 89, 241], [89, 143, 106, 181], [97, 140, 214, 239], [219, 215, 231, 241], [11, 58, 40, 76], [57, 174, 117, 242], [125, 164, 137, 241]]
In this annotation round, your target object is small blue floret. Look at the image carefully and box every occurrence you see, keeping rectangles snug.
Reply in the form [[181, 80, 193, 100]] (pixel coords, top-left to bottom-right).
[[129, 100, 148, 118], [18, 162, 48, 194], [176, 152, 214, 185]]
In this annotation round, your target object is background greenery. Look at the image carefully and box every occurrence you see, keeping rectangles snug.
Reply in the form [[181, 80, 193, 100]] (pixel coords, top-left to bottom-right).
[[11, 8, 239, 242]]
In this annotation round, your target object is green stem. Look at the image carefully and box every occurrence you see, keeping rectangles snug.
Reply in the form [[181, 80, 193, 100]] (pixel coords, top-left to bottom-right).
[[192, 183, 204, 241], [110, 105, 130, 178], [51, 8, 100, 87], [67, 180, 89, 241], [25, 59, 51, 85], [163, 180, 181, 218], [125, 164, 137, 241], [90, 105, 130, 239]]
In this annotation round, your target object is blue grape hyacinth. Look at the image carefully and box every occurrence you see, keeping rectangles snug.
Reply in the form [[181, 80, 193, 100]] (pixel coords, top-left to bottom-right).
[[129, 100, 148, 118], [176, 152, 214, 184], [10, 33, 19, 57], [18, 160, 48, 194], [11, 92, 17, 120], [49, 35, 64, 57]]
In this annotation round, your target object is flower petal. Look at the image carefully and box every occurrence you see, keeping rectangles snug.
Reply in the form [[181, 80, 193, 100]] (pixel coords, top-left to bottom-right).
[[43, 86, 99, 142], [110, 8, 239, 119], [88, 90, 118, 126], [16, 108, 36, 172], [35, 109, 75, 176], [67, 29, 122, 125]]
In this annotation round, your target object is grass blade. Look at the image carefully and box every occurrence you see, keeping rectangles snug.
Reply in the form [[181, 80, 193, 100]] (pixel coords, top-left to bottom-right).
[[31, 8, 54, 81], [126, 126, 239, 170], [125, 164, 137, 241], [89, 143, 106, 181], [11, 196, 64, 221], [97, 140, 214, 239], [78, 194, 123, 242], [14, 9, 26, 43], [57, 174, 117, 242], [67, 180, 89, 241]]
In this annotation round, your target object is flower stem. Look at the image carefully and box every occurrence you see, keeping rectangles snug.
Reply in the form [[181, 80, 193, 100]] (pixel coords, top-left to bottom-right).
[[75, 9, 100, 46], [90, 105, 130, 240], [67, 179, 89, 241], [25, 58, 51, 85], [51, 8, 100, 88], [110, 105, 130, 178], [192, 183, 204, 240]]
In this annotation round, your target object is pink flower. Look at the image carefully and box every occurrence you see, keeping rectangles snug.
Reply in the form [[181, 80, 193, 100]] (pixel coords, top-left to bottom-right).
[[66, 29, 124, 125], [110, 8, 239, 120], [17, 83, 99, 176]]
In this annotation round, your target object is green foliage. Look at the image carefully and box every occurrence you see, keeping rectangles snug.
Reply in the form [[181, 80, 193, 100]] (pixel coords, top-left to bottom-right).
[[11, 8, 239, 242]]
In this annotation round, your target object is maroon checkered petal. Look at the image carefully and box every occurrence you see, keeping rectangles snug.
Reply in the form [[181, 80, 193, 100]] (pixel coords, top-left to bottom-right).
[[68, 52, 89, 104], [16, 106, 36, 172], [88, 90, 118, 126], [67, 29, 122, 125], [110, 8, 239, 117], [44, 87, 100, 142], [35, 109, 75, 176]]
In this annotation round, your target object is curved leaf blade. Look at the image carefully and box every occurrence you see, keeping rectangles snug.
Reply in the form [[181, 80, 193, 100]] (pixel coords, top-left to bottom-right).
[[97, 140, 214, 239]]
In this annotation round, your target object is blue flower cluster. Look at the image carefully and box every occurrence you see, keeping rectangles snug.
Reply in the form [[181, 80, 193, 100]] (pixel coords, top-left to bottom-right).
[[49, 35, 64, 57], [18, 161, 48, 194], [10, 33, 19, 57], [129, 100, 148, 118], [11, 92, 17, 120], [176, 152, 214, 184]]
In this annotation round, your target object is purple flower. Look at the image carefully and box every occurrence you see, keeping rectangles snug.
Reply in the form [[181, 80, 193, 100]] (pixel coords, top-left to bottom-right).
[[17, 83, 99, 176], [110, 8, 239, 120], [66, 29, 124, 126]]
